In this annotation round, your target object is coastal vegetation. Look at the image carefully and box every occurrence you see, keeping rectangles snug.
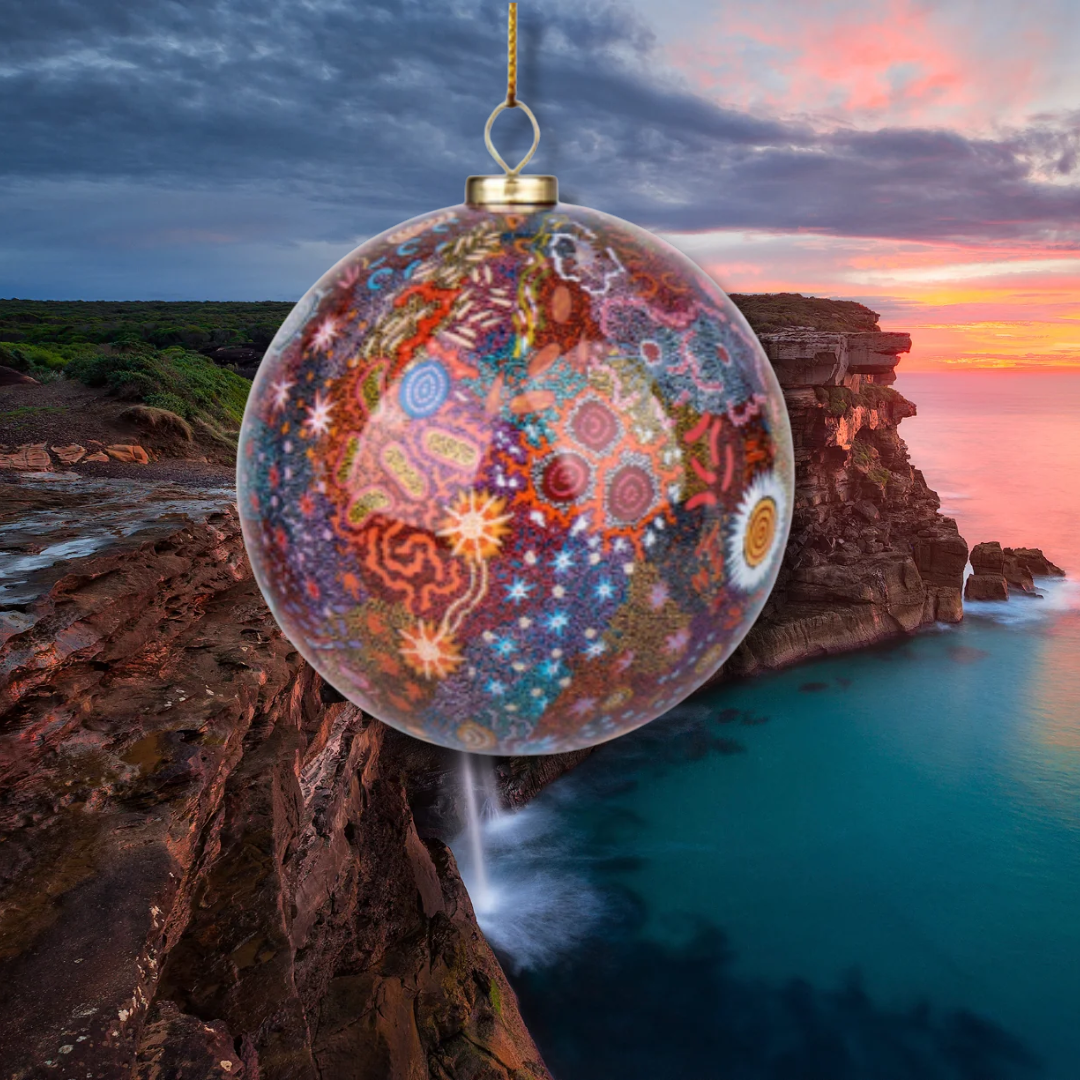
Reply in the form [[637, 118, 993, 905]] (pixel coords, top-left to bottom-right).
[[0, 293, 885, 439], [729, 292, 880, 334], [0, 299, 292, 351], [0, 299, 286, 425], [0, 292, 880, 357], [63, 345, 249, 427], [815, 382, 906, 417]]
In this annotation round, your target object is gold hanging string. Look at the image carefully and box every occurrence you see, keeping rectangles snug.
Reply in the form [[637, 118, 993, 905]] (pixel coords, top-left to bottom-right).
[[507, 3, 518, 107], [483, 3, 540, 177]]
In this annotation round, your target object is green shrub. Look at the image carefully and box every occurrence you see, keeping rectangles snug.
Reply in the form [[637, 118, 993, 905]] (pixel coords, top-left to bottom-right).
[[0, 342, 74, 382], [66, 351, 150, 388], [855, 384, 903, 409], [164, 349, 250, 425], [143, 392, 193, 418], [109, 370, 159, 400], [852, 441, 876, 467], [66, 348, 250, 427], [823, 386, 853, 416]]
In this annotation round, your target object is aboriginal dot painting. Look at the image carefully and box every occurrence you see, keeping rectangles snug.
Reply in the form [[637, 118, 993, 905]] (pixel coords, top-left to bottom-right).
[[238, 203, 794, 754]]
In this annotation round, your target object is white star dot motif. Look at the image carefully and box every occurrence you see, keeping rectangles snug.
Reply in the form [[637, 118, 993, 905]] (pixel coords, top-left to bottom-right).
[[303, 391, 334, 437], [311, 317, 340, 352], [269, 376, 294, 414]]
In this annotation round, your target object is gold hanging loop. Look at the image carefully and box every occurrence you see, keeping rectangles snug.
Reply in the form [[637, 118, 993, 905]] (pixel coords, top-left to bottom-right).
[[483, 99, 541, 177]]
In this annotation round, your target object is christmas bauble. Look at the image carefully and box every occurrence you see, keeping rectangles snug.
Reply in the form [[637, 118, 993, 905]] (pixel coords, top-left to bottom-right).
[[238, 195, 793, 754]]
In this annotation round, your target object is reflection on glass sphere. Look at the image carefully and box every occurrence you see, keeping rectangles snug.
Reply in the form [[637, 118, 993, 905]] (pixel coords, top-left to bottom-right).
[[238, 203, 793, 754]]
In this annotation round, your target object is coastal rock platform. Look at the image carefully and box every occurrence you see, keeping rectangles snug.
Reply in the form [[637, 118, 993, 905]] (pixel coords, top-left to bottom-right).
[[964, 541, 1065, 601]]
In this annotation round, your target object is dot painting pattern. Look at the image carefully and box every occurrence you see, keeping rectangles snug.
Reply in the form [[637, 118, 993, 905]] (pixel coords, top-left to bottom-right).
[[238, 203, 794, 754]]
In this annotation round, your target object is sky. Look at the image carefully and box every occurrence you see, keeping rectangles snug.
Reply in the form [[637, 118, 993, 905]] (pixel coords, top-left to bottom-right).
[[1, 0, 1078, 368]]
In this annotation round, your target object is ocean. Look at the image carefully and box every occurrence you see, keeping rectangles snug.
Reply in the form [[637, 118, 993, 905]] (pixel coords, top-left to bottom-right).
[[455, 370, 1080, 1080]]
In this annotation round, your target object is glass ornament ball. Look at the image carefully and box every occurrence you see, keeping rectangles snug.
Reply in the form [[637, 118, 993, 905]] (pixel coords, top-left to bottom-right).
[[237, 201, 794, 754]]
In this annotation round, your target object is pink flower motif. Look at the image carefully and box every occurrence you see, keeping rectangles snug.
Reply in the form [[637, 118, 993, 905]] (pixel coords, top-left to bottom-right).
[[338, 664, 370, 692], [570, 696, 598, 717], [664, 628, 690, 656], [338, 264, 362, 291], [648, 581, 669, 609]]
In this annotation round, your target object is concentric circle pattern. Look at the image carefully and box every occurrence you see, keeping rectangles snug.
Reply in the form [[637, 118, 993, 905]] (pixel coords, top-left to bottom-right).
[[238, 203, 794, 754], [745, 497, 778, 567], [541, 453, 591, 503]]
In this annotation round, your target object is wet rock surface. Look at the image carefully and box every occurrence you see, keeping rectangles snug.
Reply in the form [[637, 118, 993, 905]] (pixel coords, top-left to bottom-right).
[[722, 330, 969, 677], [965, 542, 1064, 602], [965, 573, 1009, 602], [0, 475, 556, 1080]]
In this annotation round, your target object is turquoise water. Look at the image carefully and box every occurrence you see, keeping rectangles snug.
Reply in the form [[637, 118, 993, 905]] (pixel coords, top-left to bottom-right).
[[459, 372, 1080, 1079]]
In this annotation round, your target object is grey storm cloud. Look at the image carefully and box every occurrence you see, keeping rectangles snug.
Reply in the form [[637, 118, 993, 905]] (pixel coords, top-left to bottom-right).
[[1, 0, 1079, 297]]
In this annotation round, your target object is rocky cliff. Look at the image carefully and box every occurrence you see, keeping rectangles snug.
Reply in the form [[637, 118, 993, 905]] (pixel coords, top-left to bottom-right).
[[0, 324, 969, 1079], [724, 328, 968, 676], [0, 480, 562, 1080], [964, 541, 1065, 601]]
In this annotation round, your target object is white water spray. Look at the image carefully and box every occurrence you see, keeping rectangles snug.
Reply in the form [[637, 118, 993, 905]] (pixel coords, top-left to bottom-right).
[[454, 755, 605, 971], [460, 752, 501, 915]]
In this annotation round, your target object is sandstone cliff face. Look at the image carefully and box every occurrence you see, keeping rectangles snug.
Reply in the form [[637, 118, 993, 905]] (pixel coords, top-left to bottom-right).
[[0, 480, 554, 1080], [726, 330, 968, 676], [0, 330, 968, 1077]]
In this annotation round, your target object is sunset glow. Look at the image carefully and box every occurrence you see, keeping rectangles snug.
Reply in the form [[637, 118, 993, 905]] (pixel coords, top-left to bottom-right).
[[640, 0, 1080, 369], [649, 0, 1080, 129], [664, 230, 1080, 369]]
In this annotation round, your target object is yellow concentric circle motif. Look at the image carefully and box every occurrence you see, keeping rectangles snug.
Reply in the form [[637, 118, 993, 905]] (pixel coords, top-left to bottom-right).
[[743, 496, 777, 568], [456, 720, 498, 752]]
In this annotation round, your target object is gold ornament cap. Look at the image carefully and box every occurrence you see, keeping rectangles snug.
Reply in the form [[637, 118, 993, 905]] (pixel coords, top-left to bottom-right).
[[465, 173, 558, 207], [466, 6, 557, 208]]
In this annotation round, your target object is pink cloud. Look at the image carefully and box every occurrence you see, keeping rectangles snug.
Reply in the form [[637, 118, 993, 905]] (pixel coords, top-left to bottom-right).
[[667, 0, 1055, 131]]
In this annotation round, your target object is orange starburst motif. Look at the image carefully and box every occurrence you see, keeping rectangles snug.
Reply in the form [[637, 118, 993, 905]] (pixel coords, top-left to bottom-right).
[[437, 489, 513, 561], [399, 621, 463, 680]]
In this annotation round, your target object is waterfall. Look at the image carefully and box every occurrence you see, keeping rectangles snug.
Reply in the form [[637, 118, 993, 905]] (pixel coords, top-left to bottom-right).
[[452, 754, 605, 971], [460, 752, 500, 915]]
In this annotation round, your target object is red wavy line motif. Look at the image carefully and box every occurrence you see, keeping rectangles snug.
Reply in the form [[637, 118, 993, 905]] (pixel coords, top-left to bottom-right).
[[360, 517, 468, 619]]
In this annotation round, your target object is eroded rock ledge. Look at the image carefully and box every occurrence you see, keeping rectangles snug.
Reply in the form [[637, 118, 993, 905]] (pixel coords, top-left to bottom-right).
[[1, 328, 968, 1078], [0, 481, 560, 1080], [724, 329, 969, 676]]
